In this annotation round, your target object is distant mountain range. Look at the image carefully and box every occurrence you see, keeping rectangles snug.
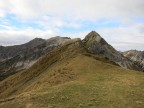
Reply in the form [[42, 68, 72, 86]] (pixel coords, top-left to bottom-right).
[[123, 50, 144, 70]]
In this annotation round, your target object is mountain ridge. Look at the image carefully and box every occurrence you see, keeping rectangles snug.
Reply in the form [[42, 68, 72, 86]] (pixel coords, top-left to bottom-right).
[[0, 31, 143, 81], [0, 31, 143, 108]]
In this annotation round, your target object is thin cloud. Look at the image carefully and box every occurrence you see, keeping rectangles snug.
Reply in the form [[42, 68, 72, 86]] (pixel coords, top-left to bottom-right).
[[0, 0, 144, 19], [0, 0, 144, 50], [0, 28, 56, 46]]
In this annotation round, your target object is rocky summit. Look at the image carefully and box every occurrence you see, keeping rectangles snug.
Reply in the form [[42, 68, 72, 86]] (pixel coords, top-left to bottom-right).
[[83, 31, 143, 71]]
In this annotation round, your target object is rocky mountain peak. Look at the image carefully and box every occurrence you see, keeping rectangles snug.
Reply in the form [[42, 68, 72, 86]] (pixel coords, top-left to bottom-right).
[[83, 31, 107, 45], [28, 38, 46, 44], [32, 37, 45, 41], [46, 36, 71, 46], [83, 31, 115, 53], [82, 31, 144, 71], [25, 38, 46, 47], [86, 31, 101, 38]]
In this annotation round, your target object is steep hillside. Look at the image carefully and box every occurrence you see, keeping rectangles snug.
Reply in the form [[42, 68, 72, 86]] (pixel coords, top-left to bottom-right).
[[0, 37, 71, 81], [123, 50, 144, 71], [0, 35, 143, 108]]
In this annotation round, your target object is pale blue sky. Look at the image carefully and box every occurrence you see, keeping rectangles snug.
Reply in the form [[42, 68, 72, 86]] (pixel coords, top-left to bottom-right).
[[0, 0, 144, 51]]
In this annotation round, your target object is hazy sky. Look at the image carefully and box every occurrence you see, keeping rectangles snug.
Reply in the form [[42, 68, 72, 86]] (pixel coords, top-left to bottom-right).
[[0, 0, 144, 51]]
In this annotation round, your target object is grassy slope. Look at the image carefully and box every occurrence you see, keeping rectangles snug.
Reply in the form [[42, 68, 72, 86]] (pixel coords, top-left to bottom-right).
[[0, 41, 144, 108]]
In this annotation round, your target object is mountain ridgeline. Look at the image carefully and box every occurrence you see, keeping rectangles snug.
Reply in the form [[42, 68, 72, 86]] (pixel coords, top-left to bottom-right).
[[0, 31, 144, 108], [0, 31, 143, 81]]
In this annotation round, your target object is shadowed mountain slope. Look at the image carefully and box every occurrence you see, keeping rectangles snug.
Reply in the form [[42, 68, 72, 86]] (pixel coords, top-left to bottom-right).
[[0, 37, 71, 81], [0, 38, 46, 61]]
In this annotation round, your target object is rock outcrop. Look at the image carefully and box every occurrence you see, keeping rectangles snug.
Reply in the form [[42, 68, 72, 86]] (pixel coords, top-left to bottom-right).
[[123, 50, 144, 71], [82, 31, 143, 71]]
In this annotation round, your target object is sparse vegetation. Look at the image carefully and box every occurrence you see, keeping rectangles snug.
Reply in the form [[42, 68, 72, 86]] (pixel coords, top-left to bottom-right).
[[0, 53, 144, 108]]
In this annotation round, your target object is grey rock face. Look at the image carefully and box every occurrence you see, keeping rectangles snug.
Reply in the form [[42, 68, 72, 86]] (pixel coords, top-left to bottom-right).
[[83, 31, 143, 71], [0, 38, 45, 61], [123, 50, 144, 71], [0, 37, 71, 80]]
